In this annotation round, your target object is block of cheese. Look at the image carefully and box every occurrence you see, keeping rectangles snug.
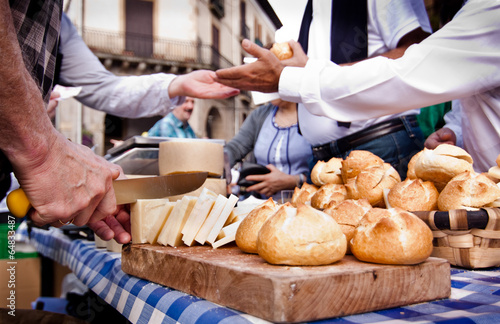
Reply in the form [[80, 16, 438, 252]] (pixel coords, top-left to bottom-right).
[[130, 199, 170, 244], [157, 196, 198, 247], [159, 140, 224, 177], [106, 239, 123, 253], [195, 194, 228, 245], [147, 202, 176, 244], [181, 188, 218, 246], [167, 178, 228, 202], [206, 194, 239, 244]]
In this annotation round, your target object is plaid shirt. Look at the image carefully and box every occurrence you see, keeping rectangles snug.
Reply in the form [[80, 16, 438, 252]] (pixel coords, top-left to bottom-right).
[[148, 113, 197, 138], [9, 0, 62, 103], [1, 0, 62, 199]]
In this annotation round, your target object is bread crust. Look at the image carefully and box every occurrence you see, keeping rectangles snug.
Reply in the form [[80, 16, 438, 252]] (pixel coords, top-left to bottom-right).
[[235, 198, 278, 254], [387, 178, 439, 211], [350, 208, 433, 265], [414, 145, 473, 191], [341, 150, 384, 183], [291, 183, 318, 207], [257, 203, 347, 265], [270, 42, 293, 60], [310, 183, 347, 210], [437, 170, 500, 211], [311, 157, 343, 186]]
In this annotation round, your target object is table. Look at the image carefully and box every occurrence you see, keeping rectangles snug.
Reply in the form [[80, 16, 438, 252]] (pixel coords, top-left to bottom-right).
[[17, 224, 500, 323]]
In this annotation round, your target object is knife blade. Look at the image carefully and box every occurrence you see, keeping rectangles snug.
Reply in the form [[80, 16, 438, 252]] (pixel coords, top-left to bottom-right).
[[6, 172, 208, 218], [113, 172, 208, 204]]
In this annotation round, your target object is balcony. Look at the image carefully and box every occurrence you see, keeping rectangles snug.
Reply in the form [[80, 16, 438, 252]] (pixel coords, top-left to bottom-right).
[[81, 27, 234, 74]]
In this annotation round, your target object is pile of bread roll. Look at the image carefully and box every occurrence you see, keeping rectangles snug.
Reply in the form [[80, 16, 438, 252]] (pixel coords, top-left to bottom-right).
[[234, 144, 500, 267]]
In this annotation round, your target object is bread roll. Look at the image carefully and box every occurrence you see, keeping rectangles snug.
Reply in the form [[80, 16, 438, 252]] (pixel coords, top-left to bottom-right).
[[350, 207, 433, 265], [341, 150, 384, 183], [387, 178, 439, 211], [438, 170, 500, 211], [414, 144, 473, 191], [488, 154, 500, 180], [235, 198, 279, 254], [324, 199, 372, 254], [345, 163, 401, 207], [311, 157, 343, 186], [291, 182, 318, 207], [406, 151, 422, 180], [310, 183, 347, 210], [270, 42, 293, 60], [257, 203, 347, 266]]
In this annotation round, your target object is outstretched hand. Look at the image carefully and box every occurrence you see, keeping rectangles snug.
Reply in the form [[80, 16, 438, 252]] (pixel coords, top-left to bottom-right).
[[168, 70, 240, 99], [424, 128, 457, 149]]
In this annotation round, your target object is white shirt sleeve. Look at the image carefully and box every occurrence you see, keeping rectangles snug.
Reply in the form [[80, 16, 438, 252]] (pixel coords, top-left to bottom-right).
[[279, 1, 500, 123], [443, 99, 464, 148], [57, 13, 182, 118]]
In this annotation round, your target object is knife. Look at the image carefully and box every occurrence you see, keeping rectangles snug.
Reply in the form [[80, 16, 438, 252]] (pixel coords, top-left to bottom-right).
[[6, 172, 208, 218]]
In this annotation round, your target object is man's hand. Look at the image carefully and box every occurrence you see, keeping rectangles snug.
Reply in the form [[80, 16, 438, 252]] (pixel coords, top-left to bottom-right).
[[245, 164, 297, 197], [168, 70, 240, 99], [424, 128, 457, 149], [215, 39, 286, 93], [87, 206, 131, 244]]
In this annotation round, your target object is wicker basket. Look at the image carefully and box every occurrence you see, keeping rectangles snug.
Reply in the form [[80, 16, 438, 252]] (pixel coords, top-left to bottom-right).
[[413, 208, 500, 269]]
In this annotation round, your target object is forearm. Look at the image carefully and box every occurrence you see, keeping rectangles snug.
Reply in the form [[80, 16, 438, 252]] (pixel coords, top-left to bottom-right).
[[0, 5, 56, 169]]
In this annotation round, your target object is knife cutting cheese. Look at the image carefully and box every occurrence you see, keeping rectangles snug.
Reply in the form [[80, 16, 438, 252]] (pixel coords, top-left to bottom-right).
[[6, 172, 208, 218]]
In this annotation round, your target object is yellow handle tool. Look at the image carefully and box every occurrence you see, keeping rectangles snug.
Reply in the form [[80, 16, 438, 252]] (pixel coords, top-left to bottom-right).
[[6, 188, 31, 218]]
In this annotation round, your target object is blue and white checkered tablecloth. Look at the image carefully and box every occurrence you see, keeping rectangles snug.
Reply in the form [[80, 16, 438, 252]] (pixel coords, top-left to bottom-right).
[[16, 224, 500, 324]]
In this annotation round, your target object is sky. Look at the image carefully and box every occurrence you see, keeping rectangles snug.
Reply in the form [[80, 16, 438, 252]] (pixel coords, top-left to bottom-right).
[[268, 0, 308, 42]]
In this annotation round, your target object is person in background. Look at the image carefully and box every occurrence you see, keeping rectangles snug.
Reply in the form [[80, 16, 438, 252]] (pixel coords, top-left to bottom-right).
[[0, 3, 238, 244], [147, 97, 197, 138], [224, 99, 311, 201], [214, 0, 499, 173], [291, 0, 432, 179]]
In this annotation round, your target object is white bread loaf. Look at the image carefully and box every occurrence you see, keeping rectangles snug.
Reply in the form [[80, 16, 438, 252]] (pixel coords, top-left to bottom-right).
[[310, 183, 347, 210], [350, 207, 433, 265], [324, 198, 372, 254], [341, 150, 384, 183], [291, 182, 318, 207], [387, 178, 439, 211], [488, 153, 500, 181], [311, 157, 343, 186], [257, 203, 347, 266], [345, 163, 401, 207], [270, 42, 293, 60], [235, 198, 279, 254], [437, 170, 500, 211], [414, 144, 473, 191], [406, 151, 422, 180]]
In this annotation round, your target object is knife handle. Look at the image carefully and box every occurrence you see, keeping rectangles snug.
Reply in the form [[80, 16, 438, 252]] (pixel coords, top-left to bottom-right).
[[6, 188, 32, 218]]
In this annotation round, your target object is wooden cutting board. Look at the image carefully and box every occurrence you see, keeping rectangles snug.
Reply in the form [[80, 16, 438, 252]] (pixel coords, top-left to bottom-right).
[[121, 243, 451, 323]]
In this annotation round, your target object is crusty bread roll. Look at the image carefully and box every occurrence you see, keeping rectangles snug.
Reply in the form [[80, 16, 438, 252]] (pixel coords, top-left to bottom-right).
[[270, 42, 293, 60], [437, 170, 500, 211], [310, 183, 347, 210], [387, 178, 439, 211], [406, 151, 422, 180], [235, 198, 279, 254], [324, 198, 372, 254], [345, 163, 401, 207], [291, 182, 318, 207], [414, 144, 473, 191], [311, 157, 343, 186], [257, 203, 347, 265], [341, 150, 384, 183], [488, 153, 500, 181], [350, 207, 433, 265]]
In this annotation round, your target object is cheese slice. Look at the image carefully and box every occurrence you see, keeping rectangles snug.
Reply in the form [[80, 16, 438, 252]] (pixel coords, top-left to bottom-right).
[[157, 196, 198, 247], [168, 178, 227, 202], [212, 220, 242, 249], [130, 199, 170, 244], [181, 188, 218, 246], [194, 194, 228, 245], [146, 202, 176, 244], [159, 140, 224, 177], [206, 194, 239, 244], [217, 219, 242, 240], [225, 204, 254, 225]]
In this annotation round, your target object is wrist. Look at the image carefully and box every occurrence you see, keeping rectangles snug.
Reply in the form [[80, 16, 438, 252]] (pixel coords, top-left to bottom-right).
[[295, 173, 305, 188]]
